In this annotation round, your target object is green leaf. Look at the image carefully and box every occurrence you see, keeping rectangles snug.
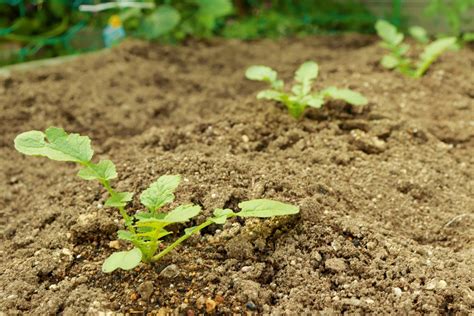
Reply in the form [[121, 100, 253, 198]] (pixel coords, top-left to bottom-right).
[[397, 43, 410, 55], [117, 230, 134, 241], [291, 84, 302, 96], [135, 229, 171, 239], [272, 80, 284, 90], [135, 212, 166, 221], [381, 55, 399, 69], [294, 61, 318, 95], [257, 89, 285, 101], [140, 175, 181, 212], [136, 204, 201, 227], [420, 37, 457, 62], [141, 5, 181, 39], [164, 204, 201, 223], [77, 160, 117, 181], [105, 192, 133, 208], [375, 20, 404, 46], [196, 0, 233, 17], [302, 94, 325, 108], [245, 65, 278, 83], [409, 26, 429, 43], [134, 218, 167, 230], [184, 226, 200, 236], [322, 87, 368, 106], [237, 199, 299, 218], [416, 37, 457, 77], [48, 0, 66, 17], [462, 32, 474, 42], [210, 208, 235, 224], [102, 248, 142, 273], [14, 127, 93, 163], [45, 127, 67, 142]]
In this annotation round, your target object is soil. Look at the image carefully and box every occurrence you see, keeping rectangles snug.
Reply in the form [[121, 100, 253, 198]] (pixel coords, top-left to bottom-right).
[[0, 35, 473, 315]]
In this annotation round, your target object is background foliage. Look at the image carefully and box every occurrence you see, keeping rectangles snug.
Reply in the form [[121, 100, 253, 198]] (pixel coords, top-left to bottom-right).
[[0, 0, 472, 66]]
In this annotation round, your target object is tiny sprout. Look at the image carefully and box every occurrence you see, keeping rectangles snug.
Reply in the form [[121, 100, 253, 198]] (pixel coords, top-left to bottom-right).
[[245, 61, 368, 119]]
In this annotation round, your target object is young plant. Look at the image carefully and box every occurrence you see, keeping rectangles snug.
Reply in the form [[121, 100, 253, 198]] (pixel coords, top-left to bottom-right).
[[245, 61, 368, 119], [375, 20, 457, 78], [14, 127, 300, 273]]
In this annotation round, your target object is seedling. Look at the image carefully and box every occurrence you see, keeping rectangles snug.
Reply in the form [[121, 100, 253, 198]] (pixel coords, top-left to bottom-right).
[[245, 61, 368, 119], [14, 127, 299, 273], [375, 20, 457, 78]]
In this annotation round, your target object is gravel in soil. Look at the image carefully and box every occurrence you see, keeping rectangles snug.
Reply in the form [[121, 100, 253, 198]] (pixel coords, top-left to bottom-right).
[[0, 36, 473, 314]]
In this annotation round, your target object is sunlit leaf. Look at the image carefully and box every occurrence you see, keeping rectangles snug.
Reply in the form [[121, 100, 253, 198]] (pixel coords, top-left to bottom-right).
[[294, 61, 318, 95], [409, 26, 429, 43], [77, 160, 117, 181], [210, 208, 235, 224], [164, 204, 202, 223], [105, 192, 133, 208], [322, 87, 368, 106], [237, 199, 299, 218], [14, 127, 93, 163], [375, 20, 404, 46], [141, 5, 180, 39], [140, 175, 181, 212], [381, 55, 399, 69], [102, 248, 142, 273], [245, 65, 278, 82]]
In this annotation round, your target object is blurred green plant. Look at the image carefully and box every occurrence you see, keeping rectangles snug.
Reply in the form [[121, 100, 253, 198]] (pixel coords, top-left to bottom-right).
[[127, 0, 234, 41], [1, 0, 406, 65], [375, 20, 457, 77], [223, 0, 377, 39], [425, 0, 474, 39]]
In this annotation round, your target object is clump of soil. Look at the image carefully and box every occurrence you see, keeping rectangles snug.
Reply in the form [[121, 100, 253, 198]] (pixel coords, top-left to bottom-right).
[[0, 36, 473, 314]]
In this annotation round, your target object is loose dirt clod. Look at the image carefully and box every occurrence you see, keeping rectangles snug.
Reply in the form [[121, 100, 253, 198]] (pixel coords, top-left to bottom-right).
[[324, 258, 347, 273]]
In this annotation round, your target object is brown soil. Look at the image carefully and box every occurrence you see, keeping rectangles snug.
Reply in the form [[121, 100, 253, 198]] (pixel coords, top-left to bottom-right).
[[0, 35, 473, 315]]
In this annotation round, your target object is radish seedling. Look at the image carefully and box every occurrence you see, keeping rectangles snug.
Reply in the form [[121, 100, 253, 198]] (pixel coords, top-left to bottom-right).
[[14, 127, 299, 273], [245, 61, 368, 119], [375, 20, 457, 78]]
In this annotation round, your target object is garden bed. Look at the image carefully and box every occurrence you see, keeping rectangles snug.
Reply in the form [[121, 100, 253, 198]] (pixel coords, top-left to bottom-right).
[[0, 35, 473, 314]]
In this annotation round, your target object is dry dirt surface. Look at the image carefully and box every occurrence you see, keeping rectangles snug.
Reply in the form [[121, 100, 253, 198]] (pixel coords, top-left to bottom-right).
[[0, 36, 473, 315]]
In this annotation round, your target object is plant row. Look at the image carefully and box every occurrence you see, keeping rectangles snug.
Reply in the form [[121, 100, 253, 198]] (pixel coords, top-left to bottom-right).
[[12, 21, 458, 273]]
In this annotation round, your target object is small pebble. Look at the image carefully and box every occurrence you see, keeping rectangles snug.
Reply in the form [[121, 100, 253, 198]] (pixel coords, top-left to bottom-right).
[[49, 284, 59, 291], [341, 298, 361, 306], [392, 287, 402, 297], [215, 295, 225, 304], [160, 264, 180, 279], [241, 266, 252, 273], [205, 298, 217, 313], [426, 280, 437, 290], [366, 241, 377, 250], [137, 281, 154, 301], [61, 248, 72, 256], [196, 296, 205, 309], [130, 292, 139, 301], [108, 240, 120, 249], [246, 301, 257, 311]]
